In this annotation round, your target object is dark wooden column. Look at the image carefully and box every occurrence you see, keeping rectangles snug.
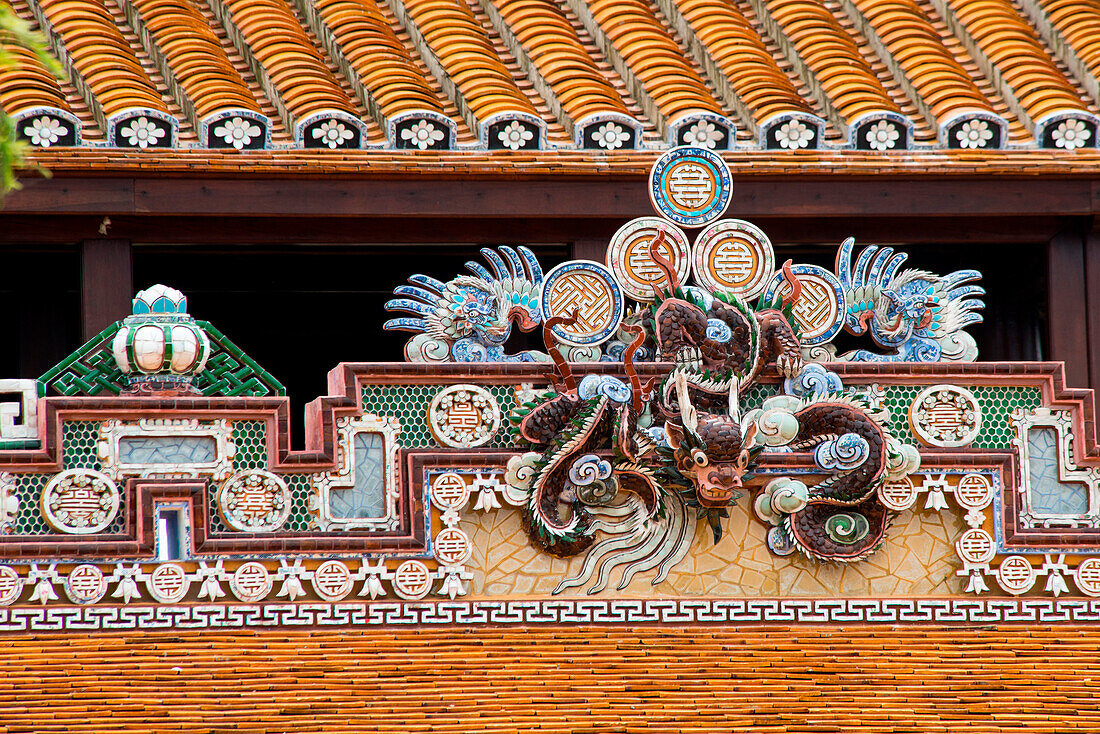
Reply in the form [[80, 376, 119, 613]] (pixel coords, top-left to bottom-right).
[[80, 239, 132, 340], [1048, 227, 1090, 390], [1087, 226, 1100, 401]]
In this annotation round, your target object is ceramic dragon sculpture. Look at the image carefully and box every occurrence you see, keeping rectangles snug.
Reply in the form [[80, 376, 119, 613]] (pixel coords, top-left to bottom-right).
[[814, 238, 986, 363], [384, 245, 548, 362], [505, 235, 920, 593]]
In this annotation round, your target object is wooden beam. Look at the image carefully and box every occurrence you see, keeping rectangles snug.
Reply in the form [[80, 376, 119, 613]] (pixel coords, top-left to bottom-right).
[[570, 239, 607, 262], [1048, 228, 1090, 389], [1087, 228, 1100, 401], [81, 239, 132, 340], [2, 176, 1098, 219]]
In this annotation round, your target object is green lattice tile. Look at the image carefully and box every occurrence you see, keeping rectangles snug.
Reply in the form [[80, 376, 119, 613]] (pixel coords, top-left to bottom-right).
[[360, 383, 519, 448], [882, 384, 1041, 449]]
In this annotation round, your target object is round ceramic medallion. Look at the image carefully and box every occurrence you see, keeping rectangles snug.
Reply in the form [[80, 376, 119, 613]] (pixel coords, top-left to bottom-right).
[[1074, 558, 1100, 597], [606, 217, 690, 302], [428, 385, 500, 449], [65, 564, 107, 604], [955, 473, 994, 509], [147, 562, 190, 603], [909, 385, 982, 448], [0, 565, 23, 606], [230, 561, 273, 602], [692, 219, 775, 299], [393, 560, 432, 600], [996, 555, 1036, 595], [41, 469, 120, 534], [312, 560, 353, 601], [433, 527, 472, 565], [648, 146, 732, 227], [540, 261, 624, 347], [955, 528, 995, 565], [217, 470, 291, 532], [878, 476, 918, 511], [430, 472, 471, 511], [762, 264, 845, 345]]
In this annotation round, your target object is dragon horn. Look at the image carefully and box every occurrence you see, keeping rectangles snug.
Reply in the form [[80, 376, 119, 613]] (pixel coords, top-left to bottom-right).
[[675, 371, 699, 435], [779, 260, 802, 308], [646, 231, 676, 295], [544, 310, 579, 394], [622, 322, 646, 414], [728, 379, 741, 423]]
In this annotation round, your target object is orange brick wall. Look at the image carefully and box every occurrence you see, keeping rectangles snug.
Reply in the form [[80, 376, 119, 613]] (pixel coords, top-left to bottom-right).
[[1, 626, 1097, 732]]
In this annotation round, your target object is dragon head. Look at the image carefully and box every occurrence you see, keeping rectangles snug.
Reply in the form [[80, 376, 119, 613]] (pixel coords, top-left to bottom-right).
[[662, 372, 756, 508]]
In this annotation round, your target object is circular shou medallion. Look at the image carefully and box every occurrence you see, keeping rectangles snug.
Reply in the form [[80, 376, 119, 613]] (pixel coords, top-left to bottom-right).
[[312, 560, 353, 601], [692, 219, 775, 299], [41, 468, 120, 534], [997, 555, 1036, 595], [606, 217, 690, 302], [762, 265, 846, 345], [231, 562, 273, 602], [217, 470, 292, 532], [434, 527, 472, 566], [648, 146, 732, 227], [428, 385, 500, 449], [909, 385, 982, 448], [430, 472, 471, 511], [955, 528, 996, 565], [878, 476, 918, 511], [540, 260, 624, 347], [1075, 558, 1100, 597], [0, 565, 23, 606], [393, 559, 433, 600], [65, 564, 107, 604], [955, 473, 994, 509], [147, 562, 190, 603]]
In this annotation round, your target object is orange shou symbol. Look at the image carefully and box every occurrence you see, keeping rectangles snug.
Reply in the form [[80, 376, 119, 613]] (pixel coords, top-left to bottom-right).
[[666, 162, 713, 208], [626, 237, 676, 284], [926, 405, 966, 435], [710, 242, 754, 285], [998, 556, 1034, 591], [55, 487, 103, 524], [445, 401, 481, 431], [236, 486, 274, 520], [315, 562, 351, 597], [0, 571, 18, 600]]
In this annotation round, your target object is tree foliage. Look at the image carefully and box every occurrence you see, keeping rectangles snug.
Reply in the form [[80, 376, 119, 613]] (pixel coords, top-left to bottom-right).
[[0, 5, 62, 195]]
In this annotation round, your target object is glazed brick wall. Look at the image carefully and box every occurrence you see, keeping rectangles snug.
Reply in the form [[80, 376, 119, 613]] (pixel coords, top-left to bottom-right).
[[0, 626, 1097, 732]]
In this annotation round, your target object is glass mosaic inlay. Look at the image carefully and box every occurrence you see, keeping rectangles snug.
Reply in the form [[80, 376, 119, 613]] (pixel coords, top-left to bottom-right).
[[118, 436, 217, 464], [1027, 427, 1089, 516]]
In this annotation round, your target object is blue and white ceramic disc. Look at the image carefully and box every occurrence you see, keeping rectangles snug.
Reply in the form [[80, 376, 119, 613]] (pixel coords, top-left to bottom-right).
[[649, 146, 733, 227], [540, 260, 624, 347]]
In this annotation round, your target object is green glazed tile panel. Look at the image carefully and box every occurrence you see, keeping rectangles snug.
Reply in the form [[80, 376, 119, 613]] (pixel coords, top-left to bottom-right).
[[361, 383, 520, 448], [882, 385, 1041, 448]]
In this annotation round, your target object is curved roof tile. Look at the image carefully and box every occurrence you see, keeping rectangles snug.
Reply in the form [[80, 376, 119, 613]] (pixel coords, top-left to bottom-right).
[[0, 0, 70, 115], [126, 0, 259, 120], [35, 0, 166, 117], [487, 0, 626, 125]]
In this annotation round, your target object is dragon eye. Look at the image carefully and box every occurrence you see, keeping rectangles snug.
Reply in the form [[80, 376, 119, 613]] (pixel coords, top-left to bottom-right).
[[691, 448, 708, 467], [736, 449, 751, 469]]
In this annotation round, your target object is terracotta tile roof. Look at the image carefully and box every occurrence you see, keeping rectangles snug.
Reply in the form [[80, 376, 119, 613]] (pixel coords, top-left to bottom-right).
[[4, 0, 1100, 154], [485, 0, 628, 127], [1, 626, 1100, 732], [0, 0, 69, 116], [122, 0, 260, 121], [31, 0, 167, 123], [310, 0, 443, 119], [665, 0, 810, 129], [211, 0, 358, 125]]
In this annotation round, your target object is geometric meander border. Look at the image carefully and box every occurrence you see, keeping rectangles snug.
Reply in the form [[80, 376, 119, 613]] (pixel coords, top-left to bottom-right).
[[6, 598, 1100, 631]]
